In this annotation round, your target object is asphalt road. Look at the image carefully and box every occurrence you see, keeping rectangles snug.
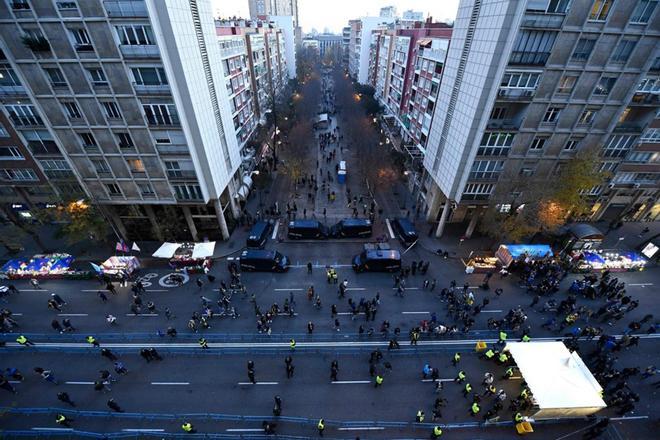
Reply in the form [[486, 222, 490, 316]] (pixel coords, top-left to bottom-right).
[[1, 238, 660, 439]]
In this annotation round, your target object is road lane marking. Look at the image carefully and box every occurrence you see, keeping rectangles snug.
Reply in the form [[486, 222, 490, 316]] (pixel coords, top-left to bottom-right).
[[337, 312, 364, 315], [238, 382, 279, 385], [227, 429, 266, 432], [339, 427, 385, 431], [421, 378, 454, 382], [125, 313, 159, 317], [151, 382, 189, 385], [385, 218, 395, 239], [32, 428, 73, 431], [65, 381, 94, 385], [346, 287, 366, 291], [402, 311, 429, 315], [57, 313, 88, 317], [146, 290, 168, 292], [21, 289, 48, 292], [123, 429, 165, 432], [481, 310, 503, 313], [10, 313, 23, 316], [391, 287, 420, 290], [272, 221, 280, 239], [331, 380, 371, 384], [274, 288, 303, 291], [9, 380, 21, 384], [628, 283, 653, 287]]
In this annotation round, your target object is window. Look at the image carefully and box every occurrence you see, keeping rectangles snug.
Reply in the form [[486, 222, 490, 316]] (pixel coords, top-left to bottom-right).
[[164, 160, 194, 178], [543, 107, 561, 123], [611, 40, 636, 63], [5, 105, 42, 126], [44, 67, 66, 87], [0, 146, 24, 160], [578, 109, 597, 125], [70, 28, 93, 51], [509, 31, 557, 65], [564, 138, 581, 151], [638, 78, 660, 93], [500, 71, 541, 88], [10, 0, 30, 9], [173, 184, 203, 200], [571, 38, 596, 61], [557, 75, 578, 94], [1, 168, 38, 181], [547, 0, 571, 13], [137, 182, 154, 196], [62, 101, 81, 119], [102, 101, 121, 119], [530, 137, 547, 150], [78, 132, 97, 147], [23, 130, 59, 154], [641, 128, 660, 143], [589, 0, 614, 20], [594, 76, 617, 96], [56, 1, 78, 9], [490, 107, 507, 120], [603, 135, 637, 158], [116, 132, 134, 149], [131, 67, 168, 86], [154, 134, 171, 144], [92, 159, 111, 174], [469, 160, 504, 180], [462, 183, 494, 200], [116, 25, 154, 45], [105, 183, 122, 196], [600, 161, 618, 173], [143, 104, 178, 125], [630, 0, 657, 23], [127, 158, 145, 173], [0, 125, 8, 137], [40, 159, 72, 178], [477, 132, 514, 156], [0, 67, 20, 86], [86, 68, 107, 85], [626, 151, 654, 163]]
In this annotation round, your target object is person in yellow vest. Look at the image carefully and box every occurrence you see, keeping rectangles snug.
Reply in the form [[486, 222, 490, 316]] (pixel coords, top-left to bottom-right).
[[289, 339, 296, 350], [326, 268, 332, 283], [463, 382, 472, 397], [470, 402, 480, 416], [198, 337, 209, 349], [317, 418, 325, 436], [452, 352, 461, 366], [331, 270, 338, 284], [483, 384, 497, 397], [520, 388, 529, 399], [432, 426, 443, 438], [374, 374, 384, 388], [182, 422, 195, 433], [455, 370, 466, 383], [16, 335, 34, 346], [415, 410, 425, 423], [498, 352, 509, 364], [56, 414, 71, 427], [498, 331, 507, 343], [86, 336, 100, 348], [514, 412, 524, 423], [481, 348, 495, 360], [521, 334, 531, 342], [502, 366, 514, 379]]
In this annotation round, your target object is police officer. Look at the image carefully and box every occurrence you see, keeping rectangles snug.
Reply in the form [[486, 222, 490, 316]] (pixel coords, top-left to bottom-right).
[[481, 348, 495, 360], [16, 335, 34, 346], [86, 335, 100, 348], [317, 418, 325, 436], [498, 330, 507, 344], [432, 426, 443, 438], [470, 402, 480, 416], [452, 352, 461, 366], [502, 366, 514, 379], [198, 337, 209, 349], [56, 414, 71, 427], [455, 370, 466, 383], [375, 374, 384, 388], [463, 382, 472, 397], [182, 422, 195, 433], [514, 412, 524, 423], [415, 410, 425, 422], [289, 339, 296, 350]]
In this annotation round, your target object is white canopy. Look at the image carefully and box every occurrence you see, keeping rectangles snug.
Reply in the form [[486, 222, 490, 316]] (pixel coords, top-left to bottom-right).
[[505, 342, 606, 418], [192, 242, 216, 259], [152, 242, 181, 259]]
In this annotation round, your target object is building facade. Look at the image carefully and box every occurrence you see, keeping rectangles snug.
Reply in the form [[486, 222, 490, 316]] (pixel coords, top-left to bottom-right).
[[421, 0, 660, 237], [0, 0, 292, 242], [347, 16, 395, 84]]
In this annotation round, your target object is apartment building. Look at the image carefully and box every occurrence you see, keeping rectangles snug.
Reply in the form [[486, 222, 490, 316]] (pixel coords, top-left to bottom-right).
[[248, 0, 301, 46], [421, 0, 660, 238], [347, 16, 395, 84], [342, 26, 351, 66], [0, 0, 283, 242]]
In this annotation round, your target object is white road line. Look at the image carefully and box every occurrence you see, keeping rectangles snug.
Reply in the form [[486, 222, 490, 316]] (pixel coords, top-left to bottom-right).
[[338, 427, 385, 431], [468, 286, 482, 289], [10, 313, 23, 316], [385, 218, 395, 239], [65, 381, 94, 385], [337, 312, 364, 315], [274, 288, 303, 291], [346, 287, 366, 291], [32, 428, 73, 431], [331, 380, 371, 384], [391, 287, 420, 290], [628, 283, 653, 287], [610, 416, 649, 421], [227, 429, 266, 432], [57, 313, 88, 317], [421, 378, 454, 382], [272, 221, 280, 239], [122, 429, 165, 432], [481, 310, 503, 313], [151, 382, 189, 385], [9, 380, 21, 384], [125, 313, 159, 317], [402, 311, 430, 315], [146, 290, 167, 292], [237, 381, 279, 385], [21, 289, 48, 292]]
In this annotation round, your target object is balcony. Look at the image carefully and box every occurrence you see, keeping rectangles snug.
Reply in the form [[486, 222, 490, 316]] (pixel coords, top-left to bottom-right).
[[74, 43, 94, 53], [520, 12, 565, 29], [509, 52, 550, 66], [167, 170, 197, 180], [21, 36, 50, 53], [486, 119, 520, 130], [103, 0, 148, 17], [631, 93, 659, 106], [613, 123, 644, 134], [0, 85, 27, 97], [497, 88, 535, 101], [119, 45, 160, 58], [132, 83, 171, 95], [156, 144, 189, 155]]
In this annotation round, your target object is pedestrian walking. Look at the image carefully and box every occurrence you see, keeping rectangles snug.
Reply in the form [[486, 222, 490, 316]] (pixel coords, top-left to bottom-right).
[[98, 291, 108, 302], [57, 391, 75, 406], [113, 361, 127, 375], [0, 376, 17, 394], [374, 374, 384, 387], [182, 422, 196, 433], [16, 335, 34, 346], [452, 352, 461, 366], [198, 338, 209, 349], [317, 419, 325, 436], [416, 410, 425, 422], [101, 348, 118, 361], [247, 360, 256, 384], [307, 321, 314, 334], [273, 395, 282, 416], [107, 398, 124, 412], [289, 338, 296, 350], [56, 414, 71, 427], [86, 335, 100, 348], [34, 367, 59, 385], [51, 319, 63, 333], [330, 360, 339, 381], [307, 262, 313, 274]]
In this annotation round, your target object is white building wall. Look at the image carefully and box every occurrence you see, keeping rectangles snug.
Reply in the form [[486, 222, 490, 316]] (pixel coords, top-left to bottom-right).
[[423, 0, 525, 202], [355, 16, 395, 84], [147, 0, 241, 201], [269, 15, 296, 79]]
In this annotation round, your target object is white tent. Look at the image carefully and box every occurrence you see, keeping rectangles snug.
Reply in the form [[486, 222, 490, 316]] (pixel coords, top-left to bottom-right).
[[505, 342, 606, 418], [192, 242, 216, 259], [152, 242, 181, 259]]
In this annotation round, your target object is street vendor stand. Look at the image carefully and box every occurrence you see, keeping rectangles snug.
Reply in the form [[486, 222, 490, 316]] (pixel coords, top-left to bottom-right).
[[575, 249, 647, 272], [496, 244, 553, 268], [152, 242, 214, 273], [505, 342, 606, 418], [0, 253, 90, 279], [463, 251, 498, 274], [100, 256, 140, 277]]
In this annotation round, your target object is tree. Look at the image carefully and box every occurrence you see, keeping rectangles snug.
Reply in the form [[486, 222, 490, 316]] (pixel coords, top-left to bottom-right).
[[53, 200, 110, 244], [280, 120, 313, 193]]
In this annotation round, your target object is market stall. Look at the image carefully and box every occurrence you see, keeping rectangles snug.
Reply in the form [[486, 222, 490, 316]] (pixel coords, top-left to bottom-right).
[[496, 244, 553, 268], [463, 251, 499, 274], [0, 253, 91, 280], [505, 342, 606, 418], [574, 249, 647, 272], [559, 224, 604, 253], [100, 256, 140, 277], [152, 242, 214, 273]]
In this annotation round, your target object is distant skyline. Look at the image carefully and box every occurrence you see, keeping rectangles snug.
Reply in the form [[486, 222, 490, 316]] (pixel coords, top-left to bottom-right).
[[212, 0, 460, 33]]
